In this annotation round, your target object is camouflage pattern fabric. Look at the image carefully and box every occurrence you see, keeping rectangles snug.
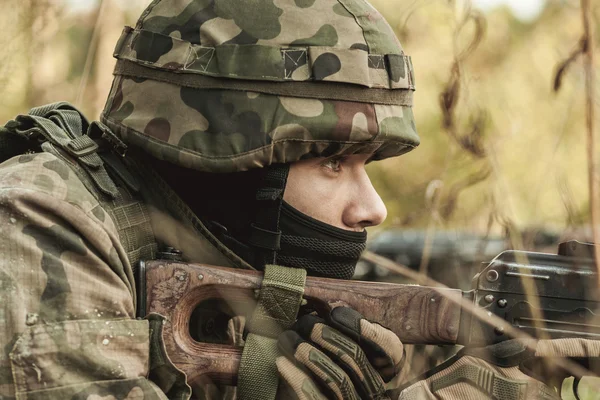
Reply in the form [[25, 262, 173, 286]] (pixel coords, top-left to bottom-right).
[[276, 307, 406, 400], [101, 0, 420, 173], [0, 149, 212, 399], [3, 0, 419, 398], [113, 27, 415, 89]]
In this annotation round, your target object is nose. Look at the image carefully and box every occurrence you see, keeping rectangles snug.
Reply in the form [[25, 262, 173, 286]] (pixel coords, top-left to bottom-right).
[[342, 169, 387, 230]]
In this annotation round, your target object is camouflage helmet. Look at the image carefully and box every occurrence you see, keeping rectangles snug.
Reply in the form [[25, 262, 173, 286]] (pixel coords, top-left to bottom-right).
[[101, 0, 419, 173]]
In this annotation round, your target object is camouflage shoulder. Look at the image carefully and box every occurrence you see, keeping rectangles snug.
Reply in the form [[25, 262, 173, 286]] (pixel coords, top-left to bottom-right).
[[0, 152, 188, 399], [0, 152, 111, 226]]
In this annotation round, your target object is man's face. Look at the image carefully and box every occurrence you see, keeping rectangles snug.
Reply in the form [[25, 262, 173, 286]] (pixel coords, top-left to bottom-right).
[[283, 154, 387, 231]]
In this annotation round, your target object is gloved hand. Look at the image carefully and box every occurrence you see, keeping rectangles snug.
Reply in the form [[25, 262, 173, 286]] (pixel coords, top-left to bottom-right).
[[397, 338, 600, 400], [276, 307, 406, 400]]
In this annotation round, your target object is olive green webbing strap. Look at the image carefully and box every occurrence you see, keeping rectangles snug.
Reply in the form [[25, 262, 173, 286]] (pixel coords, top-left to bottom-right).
[[238, 264, 307, 400], [3, 102, 157, 272], [99, 179, 158, 271], [3, 102, 120, 198], [115, 60, 413, 107]]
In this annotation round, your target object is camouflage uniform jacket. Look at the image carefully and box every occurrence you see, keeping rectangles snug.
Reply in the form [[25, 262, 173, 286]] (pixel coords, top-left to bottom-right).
[[0, 147, 249, 399]]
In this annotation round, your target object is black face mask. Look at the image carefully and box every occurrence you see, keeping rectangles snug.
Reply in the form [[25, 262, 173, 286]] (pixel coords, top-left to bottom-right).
[[275, 201, 367, 279], [154, 159, 367, 279]]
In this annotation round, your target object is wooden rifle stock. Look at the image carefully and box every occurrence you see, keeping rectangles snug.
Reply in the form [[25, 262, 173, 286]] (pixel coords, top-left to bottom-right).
[[140, 260, 463, 387]]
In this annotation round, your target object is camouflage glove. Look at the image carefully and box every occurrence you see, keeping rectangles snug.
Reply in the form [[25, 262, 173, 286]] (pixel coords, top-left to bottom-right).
[[276, 307, 406, 400]]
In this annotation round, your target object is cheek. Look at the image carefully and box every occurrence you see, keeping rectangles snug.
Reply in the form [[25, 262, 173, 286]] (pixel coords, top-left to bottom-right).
[[283, 170, 345, 227]]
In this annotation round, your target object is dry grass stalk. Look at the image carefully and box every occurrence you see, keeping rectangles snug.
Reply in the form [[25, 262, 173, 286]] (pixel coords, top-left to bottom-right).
[[487, 146, 550, 340], [419, 180, 444, 276], [418, 1, 492, 275], [439, 3, 487, 159], [580, 0, 600, 287], [76, 0, 107, 105], [553, 40, 585, 92], [553, 0, 599, 277], [439, 165, 491, 220]]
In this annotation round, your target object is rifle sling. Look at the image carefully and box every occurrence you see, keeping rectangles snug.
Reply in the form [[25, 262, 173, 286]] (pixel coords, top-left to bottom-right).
[[238, 264, 307, 400]]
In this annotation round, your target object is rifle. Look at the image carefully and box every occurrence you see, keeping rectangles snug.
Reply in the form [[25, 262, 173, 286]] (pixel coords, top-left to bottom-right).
[[136, 240, 600, 388]]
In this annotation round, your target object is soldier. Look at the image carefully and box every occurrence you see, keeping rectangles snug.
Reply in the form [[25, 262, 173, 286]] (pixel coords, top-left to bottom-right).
[[0, 0, 596, 399]]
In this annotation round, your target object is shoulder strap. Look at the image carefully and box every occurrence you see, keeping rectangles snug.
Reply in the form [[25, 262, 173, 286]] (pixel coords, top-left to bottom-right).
[[248, 164, 289, 267], [4, 102, 120, 197], [2, 102, 158, 270]]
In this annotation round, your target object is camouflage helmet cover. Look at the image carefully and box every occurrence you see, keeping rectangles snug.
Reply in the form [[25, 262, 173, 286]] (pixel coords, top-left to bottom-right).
[[101, 0, 419, 173]]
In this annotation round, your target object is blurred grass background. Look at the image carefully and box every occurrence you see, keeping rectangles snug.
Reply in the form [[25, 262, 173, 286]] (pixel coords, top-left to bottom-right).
[[0, 0, 598, 249]]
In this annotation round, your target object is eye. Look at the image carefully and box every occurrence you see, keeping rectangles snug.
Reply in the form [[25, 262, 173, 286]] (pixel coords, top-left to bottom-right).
[[322, 156, 344, 173]]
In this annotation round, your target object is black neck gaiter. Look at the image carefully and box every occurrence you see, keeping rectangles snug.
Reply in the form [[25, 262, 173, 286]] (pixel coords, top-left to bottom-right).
[[149, 155, 367, 279], [276, 201, 367, 279]]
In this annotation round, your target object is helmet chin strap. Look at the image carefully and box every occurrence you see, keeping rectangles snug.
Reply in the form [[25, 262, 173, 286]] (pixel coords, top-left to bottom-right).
[[247, 163, 290, 269]]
